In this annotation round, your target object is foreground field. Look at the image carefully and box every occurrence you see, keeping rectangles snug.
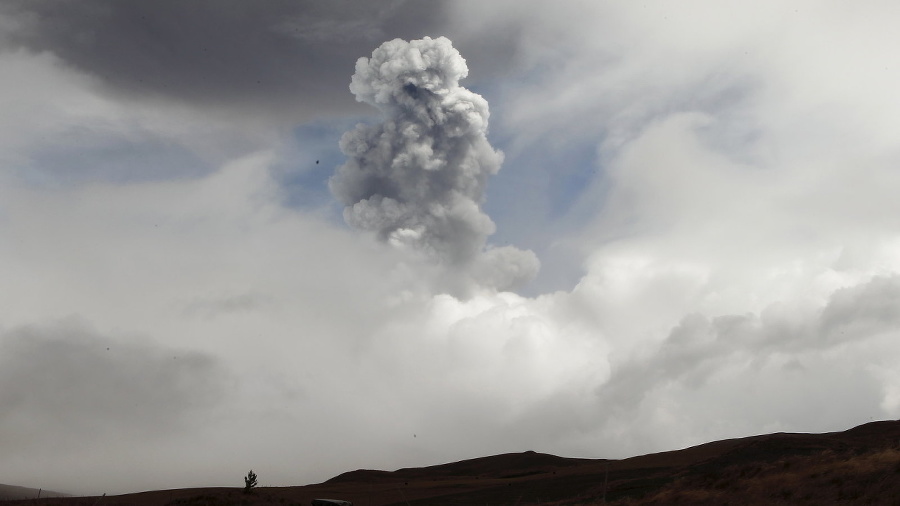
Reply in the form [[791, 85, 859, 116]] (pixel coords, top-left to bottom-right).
[[6, 420, 900, 505]]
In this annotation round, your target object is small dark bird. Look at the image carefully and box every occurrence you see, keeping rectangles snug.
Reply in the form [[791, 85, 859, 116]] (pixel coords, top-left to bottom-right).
[[316, 160, 320, 164]]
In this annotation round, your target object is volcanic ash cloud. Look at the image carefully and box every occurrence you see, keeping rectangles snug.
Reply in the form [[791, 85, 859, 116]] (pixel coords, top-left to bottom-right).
[[331, 36, 538, 292]]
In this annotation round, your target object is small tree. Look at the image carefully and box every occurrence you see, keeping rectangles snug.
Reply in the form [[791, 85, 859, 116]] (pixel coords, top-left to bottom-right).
[[243, 469, 258, 494]]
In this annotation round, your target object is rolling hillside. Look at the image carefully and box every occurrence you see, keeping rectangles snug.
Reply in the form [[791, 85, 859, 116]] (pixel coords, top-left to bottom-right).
[[6, 420, 900, 505]]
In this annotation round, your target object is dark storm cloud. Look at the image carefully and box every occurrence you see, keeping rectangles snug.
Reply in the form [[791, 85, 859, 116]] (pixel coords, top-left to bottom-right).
[[182, 292, 272, 320], [597, 275, 900, 413], [820, 275, 900, 341], [1, 0, 448, 120], [331, 36, 538, 291], [0, 318, 228, 451]]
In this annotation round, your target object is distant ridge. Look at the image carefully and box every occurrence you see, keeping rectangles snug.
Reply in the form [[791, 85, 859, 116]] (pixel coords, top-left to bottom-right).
[[0, 483, 68, 501], [327, 450, 594, 484]]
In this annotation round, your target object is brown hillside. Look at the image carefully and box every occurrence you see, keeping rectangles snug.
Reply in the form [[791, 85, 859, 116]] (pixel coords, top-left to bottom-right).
[[8, 420, 900, 505]]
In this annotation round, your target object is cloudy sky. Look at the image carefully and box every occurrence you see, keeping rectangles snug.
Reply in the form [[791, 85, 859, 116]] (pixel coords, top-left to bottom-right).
[[3, 0, 900, 496]]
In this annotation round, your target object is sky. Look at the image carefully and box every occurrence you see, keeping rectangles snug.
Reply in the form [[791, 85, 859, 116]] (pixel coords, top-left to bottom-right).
[[2, 0, 900, 496]]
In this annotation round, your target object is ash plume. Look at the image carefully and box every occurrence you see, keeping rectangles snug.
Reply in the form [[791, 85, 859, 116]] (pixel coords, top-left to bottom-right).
[[331, 36, 538, 291]]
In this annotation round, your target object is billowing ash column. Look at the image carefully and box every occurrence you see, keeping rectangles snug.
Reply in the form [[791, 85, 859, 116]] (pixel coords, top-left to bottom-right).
[[331, 37, 538, 292]]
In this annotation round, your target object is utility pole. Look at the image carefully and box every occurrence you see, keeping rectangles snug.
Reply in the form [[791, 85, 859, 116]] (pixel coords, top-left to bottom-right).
[[602, 461, 609, 503]]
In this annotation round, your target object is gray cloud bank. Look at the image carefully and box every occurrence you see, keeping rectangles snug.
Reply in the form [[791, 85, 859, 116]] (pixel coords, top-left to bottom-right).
[[0, 317, 229, 496], [0, 0, 445, 122], [601, 274, 900, 412], [0, 319, 225, 447], [331, 37, 538, 292]]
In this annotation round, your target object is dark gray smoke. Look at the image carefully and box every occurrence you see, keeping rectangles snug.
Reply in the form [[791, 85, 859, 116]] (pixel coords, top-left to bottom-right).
[[331, 36, 538, 291]]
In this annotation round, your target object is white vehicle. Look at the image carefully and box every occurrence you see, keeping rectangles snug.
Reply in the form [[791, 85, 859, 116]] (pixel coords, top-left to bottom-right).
[[311, 499, 352, 506]]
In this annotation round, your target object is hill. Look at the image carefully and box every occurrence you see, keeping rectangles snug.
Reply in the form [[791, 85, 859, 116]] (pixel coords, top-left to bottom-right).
[[0, 483, 67, 501], [6, 419, 900, 505]]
